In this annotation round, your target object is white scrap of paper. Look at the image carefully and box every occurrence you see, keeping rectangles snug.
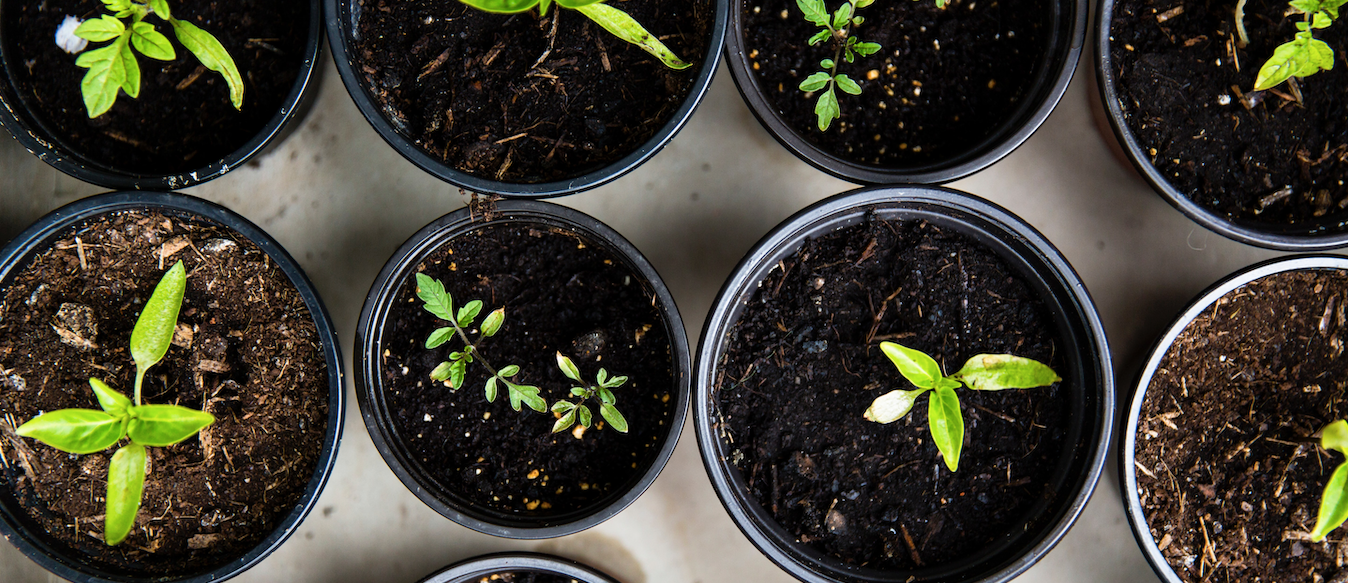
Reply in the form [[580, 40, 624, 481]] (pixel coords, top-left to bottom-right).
[[55, 16, 87, 55]]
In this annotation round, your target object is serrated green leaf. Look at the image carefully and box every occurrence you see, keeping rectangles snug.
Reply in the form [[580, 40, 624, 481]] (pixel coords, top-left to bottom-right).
[[552, 408, 577, 433], [953, 354, 1060, 391], [864, 388, 928, 424], [1254, 34, 1333, 90], [1313, 10, 1334, 28], [855, 41, 882, 56], [809, 29, 832, 45], [815, 86, 840, 131], [1292, 0, 1320, 13], [456, 300, 482, 328], [415, 273, 454, 321], [130, 21, 175, 60], [832, 3, 853, 29], [600, 403, 628, 433], [499, 364, 520, 377], [75, 15, 126, 42], [484, 376, 498, 402], [928, 386, 963, 471], [556, 352, 582, 382], [16, 409, 125, 454], [798, 0, 831, 26], [426, 327, 455, 349], [573, 3, 691, 69], [1312, 460, 1348, 541], [1308, 37, 1336, 70], [459, 0, 542, 12], [799, 71, 832, 92], [836, 73, 862, 95], [149, 0, 171, 18], [105, 443, 145, 546], [119, 39, 140, 99], [576, 405, 593, 428], [90, 379, 131, 416], [880, 342, 943, 389], [171, 18, 244, 109], [1323, 0, 1348, 18], [508, 383, 545, 412], [126, 405, 214, 446], [480, 308, 505, 337], [102, 0, 133, 13], [598, 387, 615, 405], [430, 361, 453, 382], [76, 39, 129, 118], [131, 261, 186, 376]]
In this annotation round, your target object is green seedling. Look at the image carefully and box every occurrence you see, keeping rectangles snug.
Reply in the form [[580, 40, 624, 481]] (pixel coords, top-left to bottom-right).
[[1252, 0, 1346, 93], [863, 341, 1059, 471], [458, 0, 691, 70], [550, 352, 629, 434], [796, 0, 883, 131], [73, 0, 243, 118], [416, 273, 546, 413], [1312, 419, 1348, 541], [15, 261, 214, 546]]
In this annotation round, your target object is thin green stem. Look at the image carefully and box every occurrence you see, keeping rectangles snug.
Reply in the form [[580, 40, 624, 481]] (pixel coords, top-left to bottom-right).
[[133, 367, 145, 406], [447, 318, 506, 382]]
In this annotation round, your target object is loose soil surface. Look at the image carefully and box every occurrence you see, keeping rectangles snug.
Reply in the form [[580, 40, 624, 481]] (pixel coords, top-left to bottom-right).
[[1111, 0, 1348, 227], [353, 0, 713, 184], [0, 210, 329, 574], [379, 222, 676, 517], [470, 572, 577, 583], [742, 0, 1049, 167], [1136, 269, 1348, 583], [4, 0, 308, 175], [715, 216, 1071, 570]]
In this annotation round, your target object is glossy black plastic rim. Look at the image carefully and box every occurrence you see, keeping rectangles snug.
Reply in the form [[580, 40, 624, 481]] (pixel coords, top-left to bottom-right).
[[418, 552, 621, 583], [324, 0, 728, 198], [355, 200, 691, 537], [1094, 0, 1348, 250], [723, 0, 1086, 184], [695, 185, 1114, 582], [1120, 255, 1348, 583], [0, 1, 324, 190], [0, 191, 345, 583]]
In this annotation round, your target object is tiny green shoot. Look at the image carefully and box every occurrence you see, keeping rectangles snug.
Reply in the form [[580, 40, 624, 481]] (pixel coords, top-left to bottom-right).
[[456, 0, 691, 70], [1253, 0, 1346, 93], [73, 0, 243, 118], [796, 0, 882, 131], [549, 352, 630, 434], [416, 273, 546, 413], [863, 341, 1060, 471], [1311, 419, 1348, 541], [15, 261, 214, 546]]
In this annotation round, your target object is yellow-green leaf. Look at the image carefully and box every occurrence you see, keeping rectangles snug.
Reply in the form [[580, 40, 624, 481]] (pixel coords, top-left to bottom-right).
[[74, 15, 125, 42], [880, 342, 943, 389], [130, 21, 175, 61], [131, 261, 186, 375], [953, 354, 1060, 391], [600, 403, 628, 432], [928, 386, 963, 471], [171, 19, 244, 110], [1312, 461, 1348, 541], [459, 0, 542, 13], [105, 443, 146, 545], [1325, 420, 1348, 454], [76, 39, 130, 118], [415, 273, 454, 321], [573, 3, 691, 70], [90, 378, 130, 416], [16, 409, 125, 454], [127, 404, 214, 446], [480, 308, 505, 337]]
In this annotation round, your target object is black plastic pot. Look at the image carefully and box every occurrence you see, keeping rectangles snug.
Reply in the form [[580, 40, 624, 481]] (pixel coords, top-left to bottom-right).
[[355, 200, 690, 537], [724, 0, 1086, 184], [0, 191, 345, 582], [1120, 255, 1348, 583], [1094, 1, 1348, 250], [324, 0, 727, 198], [418, 552, 621, 583], [694, 185, 1113, 582], [0, 1, 324, 190]]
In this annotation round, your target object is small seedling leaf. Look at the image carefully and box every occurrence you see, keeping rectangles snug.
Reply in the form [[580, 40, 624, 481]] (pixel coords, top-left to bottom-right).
[[130, 21, 175, 60], [597, 369, 609, 385], [552, 408, 577, 433], [1313, 10, 1334, 27], [571, 387, 588, 397], [953, 354, 1060, 391], [431, 361, 453, 382], [555, 0, 607, 6], [171, 18, 244, 110], [557, 352, 583, 382], [131, 261, 186, 375], [855, 41, 882, 56], [1292, 0, 1320, 12], [835, 74, 862, 95], [148, 0, 171, 19], [448, 359, 468, 390], [855, 0, 875, 7], [832, 3, 853, 28], [480, 308, 505, 337], [880, 342, 943, 389], [75, 15, 126, 42], [576, 405, 593, 428], [551, 401, 576, 413], [415, 273, 454, 321], [600, 403, 628, 433], [606, 375, 628, 388], [426, 327, 455, 349], [105, 443, 146, 546], [863, 388, 927, 424], [1312, 460, 1348, 541], [15, 409, 125, 454], [798, 0, 830, 27], [126, 405, 214, 446], [799, 71, 832, 92], [815, 86, 840, 131], [456, 300, 483, 328], [76, 39, 129, 117], [90, 379, 131, 416], [118, 38, 140, 98], [485, 376, 498, 402], [459, 0, 543, 13], [573, 3, 692, 69], [499, 364, 520, 377], [928, 386, 963, 471], [821, 58, 836, 69], [598, 387, 616, 405], [809, 29, 832, 45], [1326, 420, 1348, 454]]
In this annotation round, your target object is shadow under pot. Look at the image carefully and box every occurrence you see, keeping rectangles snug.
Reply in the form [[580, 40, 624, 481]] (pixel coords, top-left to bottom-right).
[[418, 552, 621, 583], [325, 0, 727, 198], [1122, 255, 1348, 582], [1096, 0, 1348, 250], [695, 185, 1113, 582], [0, 191, 344, 582], [724, 0, 1085, 184], [356, 200, 690, 537], [0, 0, 323, 190]]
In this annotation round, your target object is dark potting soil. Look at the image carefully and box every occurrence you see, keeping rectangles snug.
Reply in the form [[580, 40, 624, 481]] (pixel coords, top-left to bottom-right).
[[3, 0, 308, 174], [1111, 0, 1348, 227], [352, 0, 712, 184], [0, 210, 328, 574], [1136, 269, 1348, 583], [741, 0, 1049, 167], [379, 222, 676, 516], [470, 572, 578, 583], [715, 216, 1070, 570]]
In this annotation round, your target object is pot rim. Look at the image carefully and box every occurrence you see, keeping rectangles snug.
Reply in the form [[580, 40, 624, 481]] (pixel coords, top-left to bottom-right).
[[354, 199, 691, 538], [0, 191, 346, 583], [1093, 0, 1348, 251], [323, 0, 728, 198], [1119, 254, 1348, 583], [694, 184, 1114, 582], [721, 0, 1087, 184], [0, 1, 325, 191], [416, 551, 621, 583]]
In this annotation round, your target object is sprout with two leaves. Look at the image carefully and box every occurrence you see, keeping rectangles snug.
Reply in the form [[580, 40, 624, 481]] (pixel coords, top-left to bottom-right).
[[863, 341, 1059, 471], [16, 261, 215, 546], [71, 0, 243, 118], [550, 352, 629, 434], [459, 0, 691, 70], [416, 273, 546, 413]]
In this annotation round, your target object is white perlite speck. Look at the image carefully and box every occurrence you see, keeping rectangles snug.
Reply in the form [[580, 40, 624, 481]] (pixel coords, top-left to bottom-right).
[[55, 16, 87, 54]]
